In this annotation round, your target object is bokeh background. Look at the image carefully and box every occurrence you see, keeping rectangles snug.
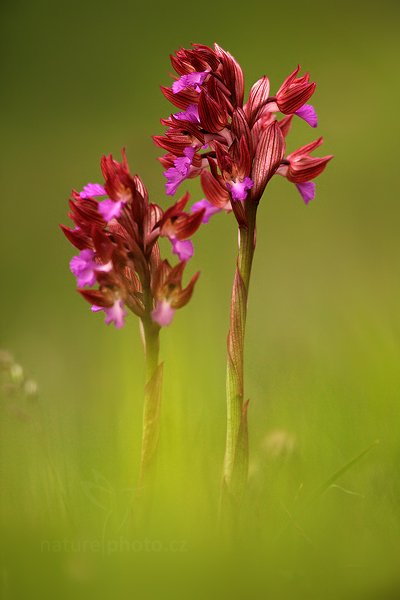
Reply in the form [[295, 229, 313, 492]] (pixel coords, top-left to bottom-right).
[[1, 0, 399, 598]]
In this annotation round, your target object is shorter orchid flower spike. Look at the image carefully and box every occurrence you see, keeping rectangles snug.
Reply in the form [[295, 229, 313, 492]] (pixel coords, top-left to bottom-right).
[[62, 150, 201, 330]]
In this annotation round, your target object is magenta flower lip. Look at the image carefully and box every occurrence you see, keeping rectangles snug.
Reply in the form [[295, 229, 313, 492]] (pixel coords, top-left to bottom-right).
[[98, 198, 125, 222], [164, 146, 196, 196], [191, 198, 222, 223], [151, 300, 175, 327], [70, 249, 97, 287], [173, 104, 200, 123], [80, 183, 107, 198], [70, 249, 112, 288], [91, 300, 127, 329], [172, 71, 209, 94], [104, 300, 127, 329], [227, 177, 254, 202], [170, 237, 194, 262], [296, 181, 316, 204], [295, 104, 318, 128]]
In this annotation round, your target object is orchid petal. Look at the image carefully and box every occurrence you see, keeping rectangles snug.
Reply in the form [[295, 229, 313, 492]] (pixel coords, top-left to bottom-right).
[[98, 199, 124, 221], [295, 104, 318, 128], [170, 238, 194, 261], [295, 181, 316, 204], [191, 198, 222, 223], [227, 177, 254, 201], [151, 300, 175, 327], [80, 183, 107, 198]]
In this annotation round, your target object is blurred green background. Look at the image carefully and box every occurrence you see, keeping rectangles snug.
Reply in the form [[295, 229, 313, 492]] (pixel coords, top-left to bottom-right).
[[1, 0, 399, 598]]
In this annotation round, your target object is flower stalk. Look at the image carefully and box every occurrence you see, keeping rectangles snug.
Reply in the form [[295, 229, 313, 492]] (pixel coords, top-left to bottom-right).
[[223, 200, 257, 503], [137, 314, 162, 490]]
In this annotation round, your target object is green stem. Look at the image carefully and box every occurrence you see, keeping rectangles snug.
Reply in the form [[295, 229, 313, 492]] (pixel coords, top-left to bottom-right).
[[222, 202, 257, 503], [137, 316, 163, 491]]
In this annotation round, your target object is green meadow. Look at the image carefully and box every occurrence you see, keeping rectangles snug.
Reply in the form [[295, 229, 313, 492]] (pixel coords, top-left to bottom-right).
[[1, 0, 399, 597]]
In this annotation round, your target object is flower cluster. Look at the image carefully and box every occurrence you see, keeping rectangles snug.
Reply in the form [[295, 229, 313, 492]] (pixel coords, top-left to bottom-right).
[[154, 44, 332, 221], [61, 151, 203, 328]]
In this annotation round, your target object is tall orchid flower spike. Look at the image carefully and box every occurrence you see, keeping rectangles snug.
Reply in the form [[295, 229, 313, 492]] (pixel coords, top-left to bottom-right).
[[61, 150, 203, 491], [154, 43, 332, 508]]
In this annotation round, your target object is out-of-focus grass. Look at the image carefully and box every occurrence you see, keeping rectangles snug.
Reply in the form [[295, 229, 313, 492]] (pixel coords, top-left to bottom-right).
[[1, 0, 400, 598]]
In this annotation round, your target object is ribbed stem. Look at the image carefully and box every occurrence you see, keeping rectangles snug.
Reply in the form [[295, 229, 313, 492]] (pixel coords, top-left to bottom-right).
[[222, 202, 257, 504]]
